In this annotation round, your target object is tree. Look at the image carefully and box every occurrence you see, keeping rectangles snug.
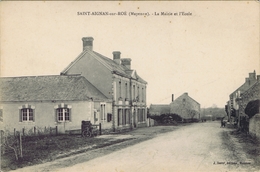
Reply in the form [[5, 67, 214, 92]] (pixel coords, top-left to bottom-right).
[[245, 99, 260, 119]]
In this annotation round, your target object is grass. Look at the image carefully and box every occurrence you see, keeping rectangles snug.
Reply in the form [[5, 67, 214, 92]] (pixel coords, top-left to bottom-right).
[[229, 130, 260, 165], [1, 134, 131, 171], [222, 129, 260, 167]]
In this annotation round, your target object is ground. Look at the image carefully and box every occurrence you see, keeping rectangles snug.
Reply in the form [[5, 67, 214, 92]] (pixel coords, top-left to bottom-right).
[[5, 121, 260, 172]]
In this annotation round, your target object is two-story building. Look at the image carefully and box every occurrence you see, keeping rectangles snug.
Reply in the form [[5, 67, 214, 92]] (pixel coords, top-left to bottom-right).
[[60, 37, 147, 131], [227, 71, 258, 126]]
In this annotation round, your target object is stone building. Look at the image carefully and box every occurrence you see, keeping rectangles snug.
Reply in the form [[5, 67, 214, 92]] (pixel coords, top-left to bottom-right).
[[227, 71, 258, 125], [239, 75, 260, 118], [149, 93, 200, 120], [0, 75, 110, 133], [170, 93, 200, 119], [61, 37, 147, 131]]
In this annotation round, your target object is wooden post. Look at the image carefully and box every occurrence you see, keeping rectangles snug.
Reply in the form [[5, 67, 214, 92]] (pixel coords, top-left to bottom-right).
[[19, 132, 23, 158], [14, 128, 16, 137], [56, 126, 58, 135], [49, 127, 52, 136], [99, 123, 102, 135], [22, 128, 25, 136]]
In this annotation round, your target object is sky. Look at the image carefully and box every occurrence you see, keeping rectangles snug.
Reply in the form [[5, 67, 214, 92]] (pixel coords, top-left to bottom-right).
[[1, 1, 259, 108]]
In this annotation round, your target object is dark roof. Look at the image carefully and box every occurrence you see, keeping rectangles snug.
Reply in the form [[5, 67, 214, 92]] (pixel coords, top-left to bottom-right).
[[0, 75, 108, 102], [149, 104, 170, 114], [241, 80, 260, 97], [61, 50, 147, 84]]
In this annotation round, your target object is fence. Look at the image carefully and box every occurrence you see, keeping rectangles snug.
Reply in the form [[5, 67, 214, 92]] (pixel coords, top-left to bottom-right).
[[11, 126, 58, 137]]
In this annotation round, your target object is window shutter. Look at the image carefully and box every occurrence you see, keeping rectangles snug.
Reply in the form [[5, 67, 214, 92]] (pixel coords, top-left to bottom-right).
[[69, 108, 72, 122], [19, 109, 22, 122], [33, 109, 35, 122], [55, 109, 58, 122]]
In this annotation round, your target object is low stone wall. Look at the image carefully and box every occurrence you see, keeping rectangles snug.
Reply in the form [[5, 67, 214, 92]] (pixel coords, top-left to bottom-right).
[[249, 113, 260, 140], [137, 122, 147, 128]]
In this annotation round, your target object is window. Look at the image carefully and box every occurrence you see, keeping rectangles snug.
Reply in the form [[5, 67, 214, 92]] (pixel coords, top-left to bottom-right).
[[107, 113, 112, 122], [54, 103, 72, 122], [133, 85, 136, 100], [125, 109, 130, 124], [138, 109, 141, 122], [119, 81, 121, 98], [100, 104, 106, 121], [57, 108, 70, 122], [19, 104, 35, 122], [122, 109, 126, 125], [137, 86, 140, 102], [118, 109, 122, 126], [141, 88, 144, 102], [125, 83, 128, 99], [22, 108, 33, 121]]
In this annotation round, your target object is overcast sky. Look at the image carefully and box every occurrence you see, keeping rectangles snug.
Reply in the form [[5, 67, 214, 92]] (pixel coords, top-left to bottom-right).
[[1, 1, 259, 108]]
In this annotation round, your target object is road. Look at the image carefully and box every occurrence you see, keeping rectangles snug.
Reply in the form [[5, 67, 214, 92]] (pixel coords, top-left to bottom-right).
[[12, 122, 258, 172], [54, 122, 255, 172]]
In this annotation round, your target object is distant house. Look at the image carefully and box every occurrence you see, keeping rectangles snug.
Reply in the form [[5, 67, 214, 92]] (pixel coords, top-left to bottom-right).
[[60, 37, 148, 130], [227, 71, 258, 126], [0, 75, 110, 134], [149, 93, 200, 120], [170, 93, 200, 119], [149, 104, 170, 116]]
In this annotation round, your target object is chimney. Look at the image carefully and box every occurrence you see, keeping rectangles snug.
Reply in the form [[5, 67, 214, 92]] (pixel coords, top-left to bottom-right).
[[113, 51, 121, 64], [82, 37, 94, 51], [249, 70, 256, 81], [121, 58, 131, 69], [172, 94, 174, 102], [257, 75, 260, 81]]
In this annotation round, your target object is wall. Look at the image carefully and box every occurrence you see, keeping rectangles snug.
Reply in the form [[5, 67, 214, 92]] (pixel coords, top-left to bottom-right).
[[249, 113, 260, 140], [65, 53, 113, 99], [239, 82, 260, 118], [93, 101, 112, 130], [1, 100, 93, 134], [112, 74, 147, 130], [170, 93, 200, 119]]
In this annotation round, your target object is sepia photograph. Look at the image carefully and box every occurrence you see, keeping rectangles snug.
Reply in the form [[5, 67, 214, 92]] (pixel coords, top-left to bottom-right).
[[0, 1, 259, 172]]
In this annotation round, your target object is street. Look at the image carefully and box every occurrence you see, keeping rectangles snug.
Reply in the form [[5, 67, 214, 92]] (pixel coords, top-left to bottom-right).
[[11, 122, 258, 172], [55, 122, 256, 172]]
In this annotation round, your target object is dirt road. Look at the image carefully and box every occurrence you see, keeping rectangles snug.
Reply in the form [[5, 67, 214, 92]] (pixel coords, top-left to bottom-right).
[[11, 122, 258, 172]]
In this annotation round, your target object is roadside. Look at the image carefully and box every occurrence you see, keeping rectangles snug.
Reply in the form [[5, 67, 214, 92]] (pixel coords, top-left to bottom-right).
[[4, 122, 260, 172], [46, 121, 260, 172], [221, 125, 260, 170], [2, 124, 187, 172]]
